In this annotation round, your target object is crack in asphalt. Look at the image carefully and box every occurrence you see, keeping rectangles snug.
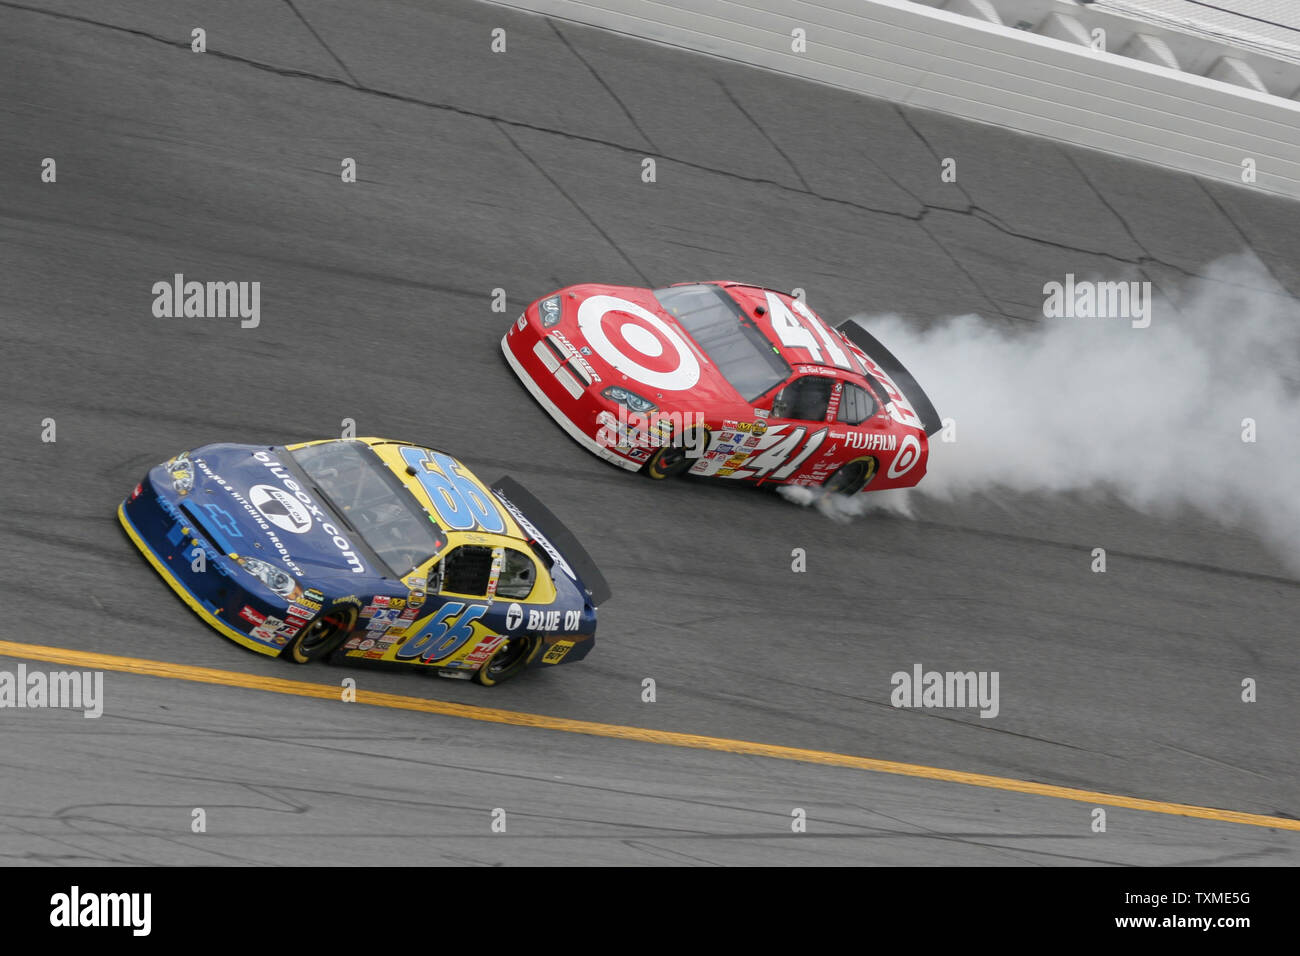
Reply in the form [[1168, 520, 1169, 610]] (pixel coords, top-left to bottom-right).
[[1059, 149, 1184, 316], [494, 120, 653, 286], [1196, 178, 1294, 295], [716, 79, 813, 193], [548, 19, 660, 154], [281, 0, 359, 87]]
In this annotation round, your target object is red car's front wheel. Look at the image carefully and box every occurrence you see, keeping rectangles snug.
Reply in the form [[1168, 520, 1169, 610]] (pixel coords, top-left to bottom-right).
[[642, 426, 709, 480]]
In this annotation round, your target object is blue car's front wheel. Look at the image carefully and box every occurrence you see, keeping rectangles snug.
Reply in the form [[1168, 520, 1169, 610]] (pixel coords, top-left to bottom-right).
[[283, 604, 358, 664]]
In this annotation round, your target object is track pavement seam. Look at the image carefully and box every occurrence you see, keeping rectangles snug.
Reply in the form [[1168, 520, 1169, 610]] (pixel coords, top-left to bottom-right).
[[0, 0, 1236, 285]]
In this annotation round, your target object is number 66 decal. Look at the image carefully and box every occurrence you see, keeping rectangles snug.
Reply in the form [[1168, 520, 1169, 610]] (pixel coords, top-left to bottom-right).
[[400, 447, 506, 534], [396, 602, 488, 662]]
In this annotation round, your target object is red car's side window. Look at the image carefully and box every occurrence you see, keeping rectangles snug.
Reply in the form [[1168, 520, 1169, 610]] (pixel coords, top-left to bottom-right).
[[836, 383, 878, 425], [773, 376, 835, 422]]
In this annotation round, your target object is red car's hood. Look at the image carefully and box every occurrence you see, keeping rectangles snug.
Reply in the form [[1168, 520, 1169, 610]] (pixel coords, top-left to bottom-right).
[[550, 283, 756, 412]]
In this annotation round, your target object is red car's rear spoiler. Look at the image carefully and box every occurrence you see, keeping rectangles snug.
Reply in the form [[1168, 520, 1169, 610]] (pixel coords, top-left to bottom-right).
[[836, 320, 943, 438]]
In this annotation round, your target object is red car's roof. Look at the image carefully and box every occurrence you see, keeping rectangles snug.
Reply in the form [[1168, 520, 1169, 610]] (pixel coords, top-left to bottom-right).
[[714, 283, 858, 374], [554, 281, 872, 414]]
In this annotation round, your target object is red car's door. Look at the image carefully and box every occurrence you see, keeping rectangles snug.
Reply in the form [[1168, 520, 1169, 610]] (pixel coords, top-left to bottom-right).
[[721, 375, 839, 482]]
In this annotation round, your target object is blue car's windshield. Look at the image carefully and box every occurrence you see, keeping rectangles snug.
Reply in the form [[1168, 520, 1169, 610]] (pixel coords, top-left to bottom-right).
[[290, 440, 447, 576]]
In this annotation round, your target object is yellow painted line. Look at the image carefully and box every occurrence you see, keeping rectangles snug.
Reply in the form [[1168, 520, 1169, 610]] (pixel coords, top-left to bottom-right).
[[2, 639, 1296, 833]]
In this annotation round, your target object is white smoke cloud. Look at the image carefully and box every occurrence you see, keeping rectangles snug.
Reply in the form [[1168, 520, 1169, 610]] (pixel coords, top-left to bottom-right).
[[779, 483, 914, 521], [785, 254, 1300, 573]]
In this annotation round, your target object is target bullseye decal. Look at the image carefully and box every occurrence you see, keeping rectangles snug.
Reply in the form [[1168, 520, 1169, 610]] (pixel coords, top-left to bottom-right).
[[886, 434, 922, 479], [615, 321, 665, 359], [577, 295, 700, 391]]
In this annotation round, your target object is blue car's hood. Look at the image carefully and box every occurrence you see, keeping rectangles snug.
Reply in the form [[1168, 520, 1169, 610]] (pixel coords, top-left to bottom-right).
[[178, 443, 387, 588]]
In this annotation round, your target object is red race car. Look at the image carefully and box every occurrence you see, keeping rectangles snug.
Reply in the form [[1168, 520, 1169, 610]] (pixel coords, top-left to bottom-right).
[[502, 281, 941, 495]]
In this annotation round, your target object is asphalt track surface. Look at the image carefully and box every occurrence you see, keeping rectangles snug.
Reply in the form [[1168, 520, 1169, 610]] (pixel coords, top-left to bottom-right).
[[1, 0, 1297, 865]]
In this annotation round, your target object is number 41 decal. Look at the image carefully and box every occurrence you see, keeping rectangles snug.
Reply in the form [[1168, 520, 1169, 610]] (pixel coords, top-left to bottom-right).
[[733, 426, 828, 480], [764, 292, 851, 370]]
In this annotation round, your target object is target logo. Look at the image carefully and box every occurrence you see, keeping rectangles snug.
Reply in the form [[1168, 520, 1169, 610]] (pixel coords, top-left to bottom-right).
[[886, 434, 923, 479], [576, 295, 700, 392]]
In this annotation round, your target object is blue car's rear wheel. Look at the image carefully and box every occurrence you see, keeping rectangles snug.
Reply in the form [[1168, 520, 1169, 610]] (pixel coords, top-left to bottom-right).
[[474, 635, 534, 686], [283, 603, 358, 664]]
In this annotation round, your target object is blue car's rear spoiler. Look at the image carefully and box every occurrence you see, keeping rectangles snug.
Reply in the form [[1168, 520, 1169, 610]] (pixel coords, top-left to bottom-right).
[[490, 476, 612, 608], [836, 320, 943, 437]]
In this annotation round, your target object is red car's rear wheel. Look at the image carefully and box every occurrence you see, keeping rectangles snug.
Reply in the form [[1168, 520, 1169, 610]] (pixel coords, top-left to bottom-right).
[[823, 457, 877, 496]]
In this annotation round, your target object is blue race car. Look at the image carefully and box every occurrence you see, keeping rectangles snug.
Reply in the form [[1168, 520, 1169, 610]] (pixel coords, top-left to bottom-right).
[[119, 438, 611, 685]]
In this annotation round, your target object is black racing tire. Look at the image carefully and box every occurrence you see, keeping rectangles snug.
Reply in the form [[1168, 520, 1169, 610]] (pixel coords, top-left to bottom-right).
[[473, 635, 536, 686], [281, 602, 359, 664], [823, 457, 878, 496], [642, 425, 710, 480]]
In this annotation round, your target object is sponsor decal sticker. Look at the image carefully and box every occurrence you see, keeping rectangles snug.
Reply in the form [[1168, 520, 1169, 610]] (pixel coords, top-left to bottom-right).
[[406, 575, 427, 603], [526, 609, 583, 632], [542, 640, 576, 664], [844, 432, 897, 452], [886, 434, 923, 479], [576, 294, 701, 391], [505, 602, 524, 631], [465, 634, 507, 666], [249, 484, 312, 535], [250, 615, 298, 643]]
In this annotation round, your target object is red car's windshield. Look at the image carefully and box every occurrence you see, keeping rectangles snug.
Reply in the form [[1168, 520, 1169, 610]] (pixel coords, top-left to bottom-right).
[[652, 284, 789, 402]]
